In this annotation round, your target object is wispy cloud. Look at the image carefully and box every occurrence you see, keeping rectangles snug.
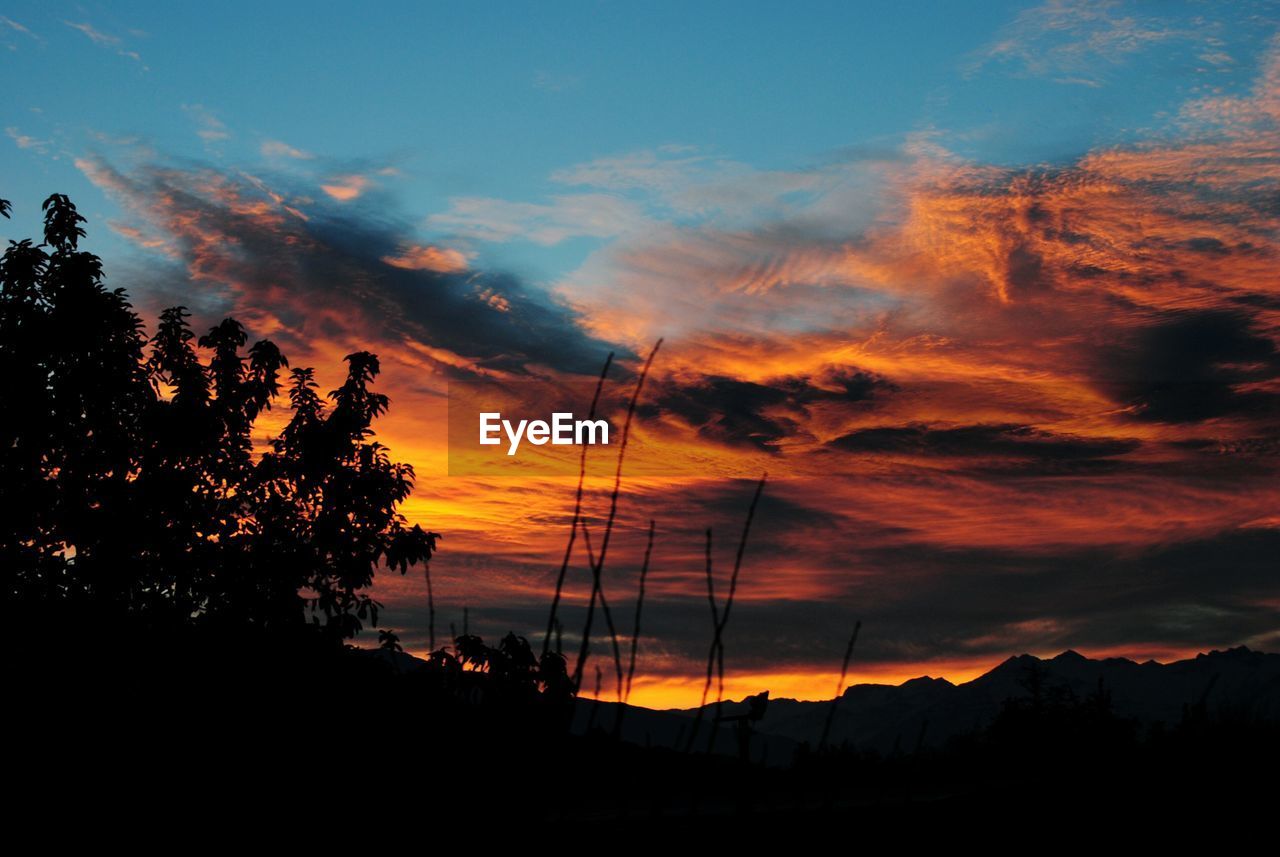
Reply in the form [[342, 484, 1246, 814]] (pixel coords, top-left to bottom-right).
[[182, 104, 229, 143], [969, 0, 1195, 84], [2, 14, 42, 47], [550, 148, 712, 194], [64, 19, 146, 68], [6, 126, 48, 154], [65, 20, 119, 46], [2, 15, 32, 35], [261, 139, 314, 160], [427, 193, 651, 244], [1178, 33, 1280, 131], [550, 146, 836, 219], [430, 145, 872, 249]]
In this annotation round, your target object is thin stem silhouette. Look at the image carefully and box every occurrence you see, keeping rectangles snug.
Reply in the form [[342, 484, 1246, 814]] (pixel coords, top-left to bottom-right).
[[580, 516, 597, 568], [573, 339, 662, 691], [684, 474, 767, 753], [425, 563, 436, 651], [701, 527, 720, 709], [683, 528, 719, 752], [585, 665, 604, 732], [613, 518, 658, 739], [819, 621, 862, 752], [625, 519, 656, 704], [543, 352, 613, 656], [579, 520, 625, 701], [711, 474, 766, 744]]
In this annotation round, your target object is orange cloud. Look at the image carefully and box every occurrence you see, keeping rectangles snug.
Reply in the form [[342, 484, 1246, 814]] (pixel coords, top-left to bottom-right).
[[382, 243, 470, 273], [320, 174, 370, 201]]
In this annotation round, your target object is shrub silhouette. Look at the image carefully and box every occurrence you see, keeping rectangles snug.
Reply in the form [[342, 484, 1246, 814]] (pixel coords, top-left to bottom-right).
[[1, 194, 438, 637]]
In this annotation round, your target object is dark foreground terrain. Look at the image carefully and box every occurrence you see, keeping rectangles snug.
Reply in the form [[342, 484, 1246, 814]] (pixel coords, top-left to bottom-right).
[[10, 619, 1279, 840]]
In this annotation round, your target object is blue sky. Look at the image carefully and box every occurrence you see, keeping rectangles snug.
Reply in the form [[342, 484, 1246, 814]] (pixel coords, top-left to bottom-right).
[[4, 1, 1274, 286]]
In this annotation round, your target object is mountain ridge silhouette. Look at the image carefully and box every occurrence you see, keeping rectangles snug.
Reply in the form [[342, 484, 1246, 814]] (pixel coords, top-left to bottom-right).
[[547, 645, 1280, 760]]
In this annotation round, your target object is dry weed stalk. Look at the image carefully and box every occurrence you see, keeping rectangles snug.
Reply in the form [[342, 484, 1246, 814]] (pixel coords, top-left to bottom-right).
[[572, 340, 663, 692], [543, 352, 614, 656], [819, 621, 862, 751], [684, 474, 767, 753], [625, 519, 656, 704]]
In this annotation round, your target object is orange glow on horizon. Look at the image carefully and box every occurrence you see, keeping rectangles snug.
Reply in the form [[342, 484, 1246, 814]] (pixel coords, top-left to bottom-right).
[[388, 644, 1226, 710]]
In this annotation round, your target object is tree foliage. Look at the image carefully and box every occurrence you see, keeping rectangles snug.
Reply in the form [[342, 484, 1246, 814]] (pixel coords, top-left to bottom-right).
[[1, 194, 438, 637]]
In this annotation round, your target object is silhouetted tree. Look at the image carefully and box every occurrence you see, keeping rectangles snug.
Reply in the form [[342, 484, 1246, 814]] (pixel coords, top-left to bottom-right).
[[455, 634, 491, 671], [1, 194, 439, 639], [378, 629, 403, 652], [3, 194, 154, 610]]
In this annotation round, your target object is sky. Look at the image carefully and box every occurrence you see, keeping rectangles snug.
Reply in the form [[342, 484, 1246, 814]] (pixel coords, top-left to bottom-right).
[[3, 0, 1279, 706]]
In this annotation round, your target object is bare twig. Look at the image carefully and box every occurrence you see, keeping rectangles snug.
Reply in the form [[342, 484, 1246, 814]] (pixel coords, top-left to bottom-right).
[[585, 665, 604, 733], [819, 621, 861, 752], [684, 529, 720, 752], [721, 474, 767, 635], [704, 528, 721, 649], [612, 518, 658, 739], [624, 519, 656, 703], [600, 587, 625, 700], [543, 352, 613, 656], [573, 339, 663, 691], [684, 475, 767, 753], [710, 474, 765, 751], [424, 563, 436, 651], [578, 519, 625, 701], [712, 474, 767, 741], [580, 516, 597, 568]]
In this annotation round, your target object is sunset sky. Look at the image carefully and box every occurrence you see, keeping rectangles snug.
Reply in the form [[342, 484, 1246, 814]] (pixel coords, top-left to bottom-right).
[[4, 1, 1279, 706]]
